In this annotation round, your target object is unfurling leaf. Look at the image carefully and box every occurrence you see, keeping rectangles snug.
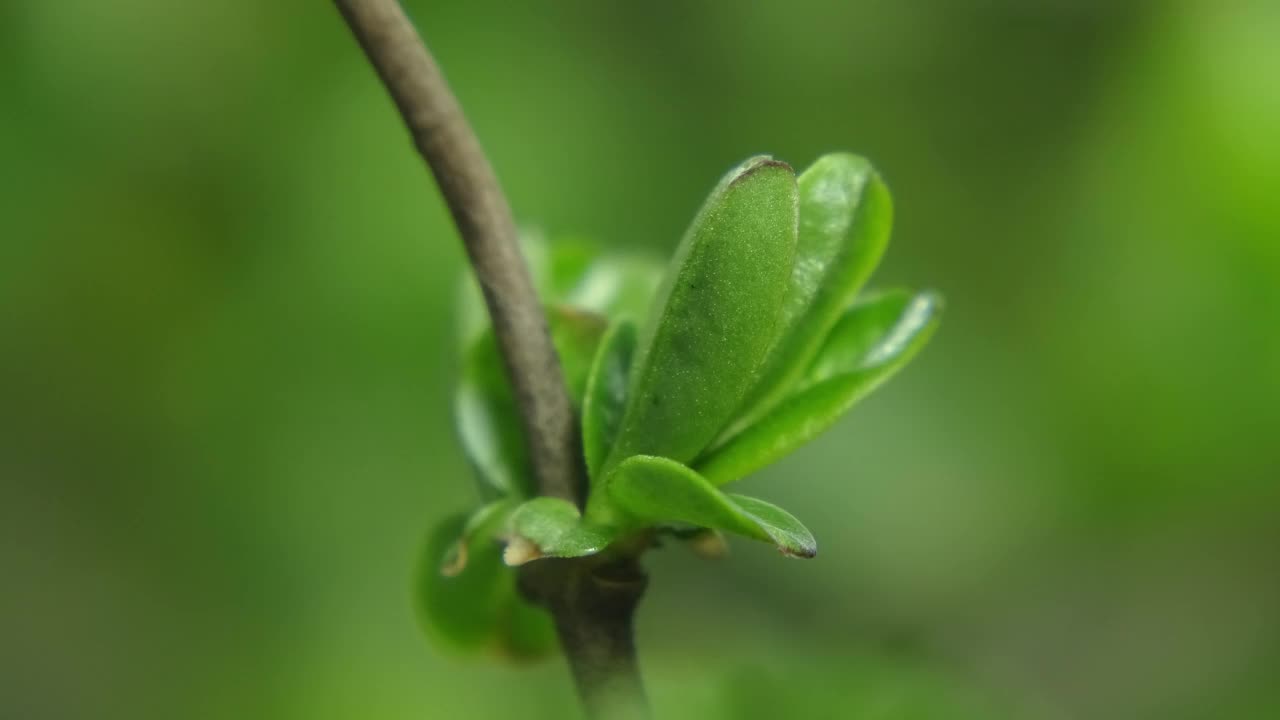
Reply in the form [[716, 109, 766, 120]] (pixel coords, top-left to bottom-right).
[[605, 455, 816, 558], [604, 157, 800, 472], [697, 290, 943, 485]]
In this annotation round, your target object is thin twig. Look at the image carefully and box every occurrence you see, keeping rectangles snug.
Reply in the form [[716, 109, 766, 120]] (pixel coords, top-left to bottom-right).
[[333, 3, 650, 718], [333, 0, 577, 503]]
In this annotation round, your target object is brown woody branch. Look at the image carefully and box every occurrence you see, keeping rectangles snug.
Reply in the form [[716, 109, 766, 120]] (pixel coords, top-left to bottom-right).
[[334, 0, 576, 503], [332, 2, 648, 718]]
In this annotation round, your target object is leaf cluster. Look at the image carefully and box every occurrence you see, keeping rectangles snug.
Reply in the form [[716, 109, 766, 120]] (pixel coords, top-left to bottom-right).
[[419, 155, 942, 656]]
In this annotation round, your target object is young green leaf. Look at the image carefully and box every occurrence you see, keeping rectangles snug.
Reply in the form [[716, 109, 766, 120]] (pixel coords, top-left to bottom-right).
[[526, 232, 600, 303], [494, 591, 559, 660], [582, 320, 637, 483], [726, 495, 816, 559], [549, 306, 609, 411], [442, 498, 518, 576], [457, 231, 597, 350], [456, 306, 607, 498], [803, 289, 928, 383], [505, 497, 618, 565], [415, 510, 557, 659], [728, 154, 893, 432], [696, 290, 943, 485], [605, 455, 816, 558], [415, 512, 509, 650], [455, 332, 529, 498], [605, 157, 800, 471], [564, 253, 664, 323], [458, 233, 660, 350]]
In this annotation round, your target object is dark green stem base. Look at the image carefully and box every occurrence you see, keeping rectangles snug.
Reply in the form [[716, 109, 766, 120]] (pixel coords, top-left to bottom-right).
[[520, 556, 649, 720]]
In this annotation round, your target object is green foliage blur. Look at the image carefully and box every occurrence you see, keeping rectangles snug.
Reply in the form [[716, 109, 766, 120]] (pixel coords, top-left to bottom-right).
[[3, 1, 1278, 719]]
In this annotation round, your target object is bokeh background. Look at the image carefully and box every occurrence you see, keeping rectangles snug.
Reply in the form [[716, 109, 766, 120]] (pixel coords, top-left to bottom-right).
[[4, 1, 1279, 718]]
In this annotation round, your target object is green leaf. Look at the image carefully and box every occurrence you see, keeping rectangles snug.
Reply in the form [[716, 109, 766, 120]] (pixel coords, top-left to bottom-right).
[[526, 232, 600, 302], [455, 332, 529, 498], [582, 320, 637, 483], [414, 512, 509, 650], [604, 157, 800, 471], [415, 508, 558, 659], [455, 307, 607, 498], [803, 289, 929, 383], [726, 495, 816, 559], [563, 253, 664, 323], [458, 233, 659, 351], [605, 455, 816, 558], [696, 290, 943, 485], [505, 497, 618, 565], [441, 498, 518, 576], [457, 231, 597, 350], [728, 154, 893, 431], [494, 591, 559, 660], [549, 306, 609, 411]]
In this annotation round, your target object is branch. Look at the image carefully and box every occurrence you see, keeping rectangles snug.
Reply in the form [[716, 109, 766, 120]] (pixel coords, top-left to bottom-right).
[[333, 3, 650, 718], [521, 557, 650, 720], [333, 0, 577, 503]]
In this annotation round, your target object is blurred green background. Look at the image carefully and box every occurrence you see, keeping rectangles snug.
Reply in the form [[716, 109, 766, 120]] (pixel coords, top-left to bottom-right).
[[4, 1, 1279, 718]]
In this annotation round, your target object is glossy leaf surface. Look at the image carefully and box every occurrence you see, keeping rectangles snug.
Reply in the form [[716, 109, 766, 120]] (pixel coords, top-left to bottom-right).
[[505, 497, 617, 565], [582, 320, 636, 483], [605, 455, 816, 557], [697, 290, 943, 484], [730, 154, 893, 430], [605, 157, 799, 470]]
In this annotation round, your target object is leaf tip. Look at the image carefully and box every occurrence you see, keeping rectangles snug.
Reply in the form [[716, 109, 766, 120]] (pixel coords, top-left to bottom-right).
[[779, 543, 818, 559], [729, 155, 794, 187]]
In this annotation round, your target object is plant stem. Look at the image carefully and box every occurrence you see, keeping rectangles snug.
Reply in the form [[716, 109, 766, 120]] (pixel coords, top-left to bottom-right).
[[332, 2, 649, 717], [521, 557, 650, 720], [333, 0, 576, 504]]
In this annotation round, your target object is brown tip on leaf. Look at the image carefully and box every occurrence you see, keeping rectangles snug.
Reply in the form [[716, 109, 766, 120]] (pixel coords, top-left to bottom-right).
[[440, 540, 468, 577], [729, 157, 794, 187], [688, 529, 730, 560], [779, 545, 817, 559], [503, 535, 543, 567]]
